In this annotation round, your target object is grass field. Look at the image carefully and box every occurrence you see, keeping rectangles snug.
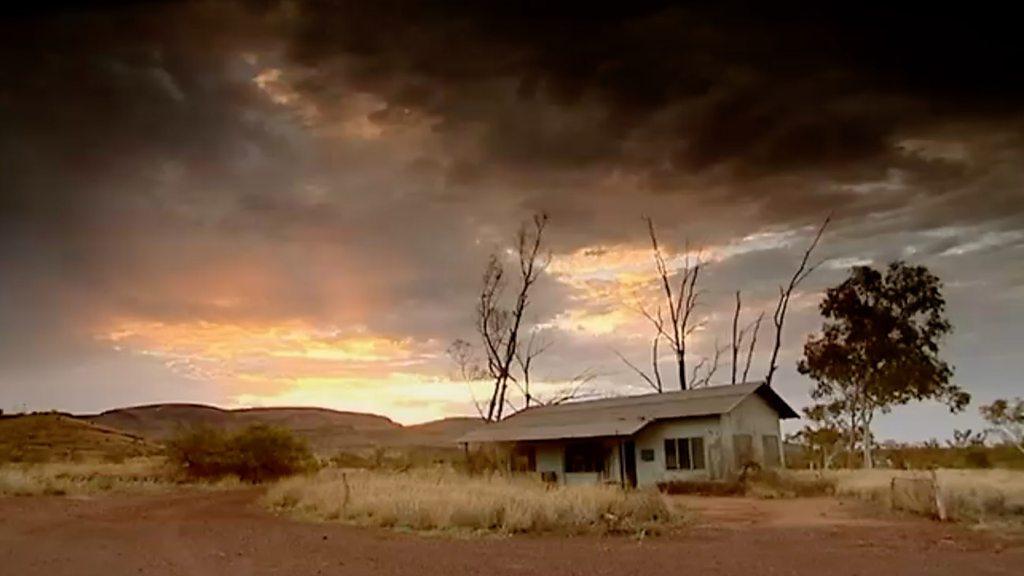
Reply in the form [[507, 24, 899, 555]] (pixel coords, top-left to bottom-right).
[[264, 468, 679, 534], [792, 468, 1024, 526], [0, 458, 246, 496], [0, 458, 172, 496]]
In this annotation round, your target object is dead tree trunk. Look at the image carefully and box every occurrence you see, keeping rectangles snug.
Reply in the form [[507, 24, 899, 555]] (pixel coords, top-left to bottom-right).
[[765, 216, 830, 387], [731, 291, 741, 385], [741, 311, 764, 383], [642, 217, 702, 391], [477, 214, 549, 421]]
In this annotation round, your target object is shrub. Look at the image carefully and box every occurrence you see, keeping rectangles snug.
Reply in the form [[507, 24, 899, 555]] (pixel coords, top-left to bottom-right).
[[167, 425, 314, 483], [165, 426, 233, 478], [229, 425, 316, 483], [657, 470, 834, 498], [657, 480, 745, 496]]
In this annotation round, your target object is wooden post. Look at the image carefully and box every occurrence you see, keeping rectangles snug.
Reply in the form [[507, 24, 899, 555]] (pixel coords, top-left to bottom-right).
[[931, 470, 947, 521], [618, 440, 626, 489]]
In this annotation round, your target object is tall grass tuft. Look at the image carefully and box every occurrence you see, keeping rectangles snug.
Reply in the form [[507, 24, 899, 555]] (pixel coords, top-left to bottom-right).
[[264, 468, 678, 535]]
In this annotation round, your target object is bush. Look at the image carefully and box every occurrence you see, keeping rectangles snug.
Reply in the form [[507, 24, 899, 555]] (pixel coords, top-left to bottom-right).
[[167, 425, 314, 483], [657, 480, 745, 496], [657, 470, 834, 498]]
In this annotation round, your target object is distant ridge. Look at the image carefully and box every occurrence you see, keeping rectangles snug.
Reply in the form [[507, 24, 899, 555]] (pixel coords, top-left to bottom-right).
[[83, 403, 484, 454]]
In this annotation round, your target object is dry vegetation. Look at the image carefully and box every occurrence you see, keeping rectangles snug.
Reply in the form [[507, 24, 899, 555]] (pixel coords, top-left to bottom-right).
[[0, 458, 187, 496], [792, 468, 1024, 526], [264, 468, 679, 535]]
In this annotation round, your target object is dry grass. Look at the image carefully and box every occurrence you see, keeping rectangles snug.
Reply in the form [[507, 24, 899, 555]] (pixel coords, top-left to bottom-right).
[[0, 458, 242, 496], [791, 468, 1024, 526], [264, 468, 680, 535]]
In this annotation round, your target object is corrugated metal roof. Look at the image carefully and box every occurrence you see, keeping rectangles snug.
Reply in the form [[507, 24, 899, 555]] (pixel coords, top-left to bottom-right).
[[458, 381, 798, 443]]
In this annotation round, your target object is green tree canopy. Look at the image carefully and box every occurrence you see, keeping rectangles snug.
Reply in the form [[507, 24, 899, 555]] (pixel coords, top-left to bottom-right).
[[981, 398, 1024, 454], [798, 261, 969, 468]]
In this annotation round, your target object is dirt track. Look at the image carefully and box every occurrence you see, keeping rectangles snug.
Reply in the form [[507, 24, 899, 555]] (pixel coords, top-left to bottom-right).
[[1, 490, 1020, 575]]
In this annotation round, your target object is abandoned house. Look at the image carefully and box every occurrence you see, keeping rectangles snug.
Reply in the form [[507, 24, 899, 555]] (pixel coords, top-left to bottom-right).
[[459, 381, 798, 487]]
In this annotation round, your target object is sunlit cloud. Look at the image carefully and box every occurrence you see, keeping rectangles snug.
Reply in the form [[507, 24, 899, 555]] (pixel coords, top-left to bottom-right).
[[97, 319, 439, 403], [545, 227, 817, 338]]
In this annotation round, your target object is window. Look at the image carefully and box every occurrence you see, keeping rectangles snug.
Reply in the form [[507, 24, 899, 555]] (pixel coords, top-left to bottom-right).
[[564, 442, 605, 473], [664, 437, 705, 471], [640, 449, 655, 462], [762, 435, 781, 467]]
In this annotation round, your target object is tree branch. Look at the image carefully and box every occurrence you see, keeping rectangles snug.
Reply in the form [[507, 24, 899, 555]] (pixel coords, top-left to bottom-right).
[[766, 214, 831, 386]]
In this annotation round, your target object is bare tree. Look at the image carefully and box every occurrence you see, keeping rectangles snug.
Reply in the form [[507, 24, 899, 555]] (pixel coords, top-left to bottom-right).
[[514, 330, 552, 409], [446, 339, 487, 418], [691, 339, 726, 387], [476, 214, 550, 421], [741, 311, 764, 383], [764, 215, 831, 387], [731, 291, 741, 384], [615, 305, 664, 393], [534, 369, 598, 407], [641, 216, 703, 390], [614, 337, 663, 393]]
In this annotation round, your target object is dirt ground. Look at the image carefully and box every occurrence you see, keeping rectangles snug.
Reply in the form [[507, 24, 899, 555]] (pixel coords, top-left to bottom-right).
[[1, 490, 1020, 575]]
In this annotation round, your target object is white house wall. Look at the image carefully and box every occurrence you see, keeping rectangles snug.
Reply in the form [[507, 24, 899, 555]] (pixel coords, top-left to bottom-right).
[[632, 416, 722, 486], [535, 443, 562, 477], [720, 393, 784, 473]]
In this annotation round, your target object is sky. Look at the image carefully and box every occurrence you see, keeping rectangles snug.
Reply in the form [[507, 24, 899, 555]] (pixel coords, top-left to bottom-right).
[[2, 2, 1022, 441]]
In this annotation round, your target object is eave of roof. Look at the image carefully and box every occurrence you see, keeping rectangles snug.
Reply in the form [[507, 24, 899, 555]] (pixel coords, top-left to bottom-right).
[[458, 382, 799, 443], [459, 418, 650, 443]]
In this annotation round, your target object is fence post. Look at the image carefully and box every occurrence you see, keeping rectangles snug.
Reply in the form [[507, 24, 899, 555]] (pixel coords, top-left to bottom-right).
[[930, 470, 947, 521]]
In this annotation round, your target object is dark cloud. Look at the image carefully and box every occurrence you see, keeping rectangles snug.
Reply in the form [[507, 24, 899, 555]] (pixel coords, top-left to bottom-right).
[[1, 2, 1022, 435], [277, 2, 1022, 176]]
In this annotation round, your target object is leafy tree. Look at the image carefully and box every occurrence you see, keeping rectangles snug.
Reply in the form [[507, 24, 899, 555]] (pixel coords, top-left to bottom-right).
[[798, 261, 969, 468], [981, 398, 1024, 455], [797, 402, 851, 469]]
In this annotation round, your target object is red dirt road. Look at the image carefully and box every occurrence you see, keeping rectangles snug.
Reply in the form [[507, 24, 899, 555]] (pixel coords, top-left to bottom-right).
[[1, 490, 1020, 575]]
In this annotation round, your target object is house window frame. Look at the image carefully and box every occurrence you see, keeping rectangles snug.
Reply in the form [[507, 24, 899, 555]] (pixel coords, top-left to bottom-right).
[[664, 436, 705, 471]]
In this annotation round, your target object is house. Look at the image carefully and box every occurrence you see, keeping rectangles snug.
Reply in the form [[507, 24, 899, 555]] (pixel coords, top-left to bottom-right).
[[458, 381, 798, 487]]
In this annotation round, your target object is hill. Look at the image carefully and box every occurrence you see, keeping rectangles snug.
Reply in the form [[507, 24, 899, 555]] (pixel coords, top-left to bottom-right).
[[0, 413, 159, 463], [85, 404, 484, 454]]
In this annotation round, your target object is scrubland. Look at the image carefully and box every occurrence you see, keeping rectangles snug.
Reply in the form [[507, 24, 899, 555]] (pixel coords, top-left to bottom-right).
[[0, 458, 182, 496], [814, 468, 1024, 525], [264, 468, 679, 535]]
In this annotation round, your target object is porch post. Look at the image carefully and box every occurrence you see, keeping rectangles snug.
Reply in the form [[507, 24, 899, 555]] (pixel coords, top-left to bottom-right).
[[617, 439, 626, 488]]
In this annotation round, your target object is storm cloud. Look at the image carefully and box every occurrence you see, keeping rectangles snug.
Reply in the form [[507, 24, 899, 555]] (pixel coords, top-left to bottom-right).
[[1, 1, 1022, 435]]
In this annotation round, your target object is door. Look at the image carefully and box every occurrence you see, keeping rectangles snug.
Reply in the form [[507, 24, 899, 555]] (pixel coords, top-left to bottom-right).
[[623, 440, 638, 488]]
